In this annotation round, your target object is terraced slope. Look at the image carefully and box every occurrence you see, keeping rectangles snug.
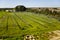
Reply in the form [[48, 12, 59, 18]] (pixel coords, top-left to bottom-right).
[[0, 12, 60, 40]]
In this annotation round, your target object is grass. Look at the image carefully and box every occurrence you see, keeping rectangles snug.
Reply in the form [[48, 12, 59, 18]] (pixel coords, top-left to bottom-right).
[[0, 12, 60, 40]]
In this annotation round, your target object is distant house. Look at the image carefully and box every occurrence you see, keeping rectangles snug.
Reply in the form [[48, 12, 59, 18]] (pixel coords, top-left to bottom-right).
[[0, 8, 15, 12]]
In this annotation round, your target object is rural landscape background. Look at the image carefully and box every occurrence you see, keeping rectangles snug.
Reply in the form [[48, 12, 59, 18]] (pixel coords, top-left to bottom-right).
[[0, 0, 60, 40]]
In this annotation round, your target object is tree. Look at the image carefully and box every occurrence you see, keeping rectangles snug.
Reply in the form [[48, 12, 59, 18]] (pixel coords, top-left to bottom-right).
[[15, 5, 26, 12]]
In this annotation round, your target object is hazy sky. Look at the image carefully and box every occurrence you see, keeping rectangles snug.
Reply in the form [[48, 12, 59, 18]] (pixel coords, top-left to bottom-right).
[[0, 0, 60, 8]]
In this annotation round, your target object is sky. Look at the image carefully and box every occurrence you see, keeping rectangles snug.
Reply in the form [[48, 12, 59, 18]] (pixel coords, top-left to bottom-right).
[[0, 0, 60, 8]]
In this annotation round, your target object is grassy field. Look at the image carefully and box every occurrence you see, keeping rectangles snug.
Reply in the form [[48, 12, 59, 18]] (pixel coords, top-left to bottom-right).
[[0, 12, 60, 40]]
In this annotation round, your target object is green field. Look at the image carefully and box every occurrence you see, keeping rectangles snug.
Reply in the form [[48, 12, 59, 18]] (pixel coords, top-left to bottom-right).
[[0, 12, 60, 40]]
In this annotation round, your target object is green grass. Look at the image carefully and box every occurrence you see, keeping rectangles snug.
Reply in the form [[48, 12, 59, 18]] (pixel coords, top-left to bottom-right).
[[0, 12, 60, 40]]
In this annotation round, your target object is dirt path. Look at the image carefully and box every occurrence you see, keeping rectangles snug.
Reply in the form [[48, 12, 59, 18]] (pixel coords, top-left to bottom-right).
[[49, 30, 60, 40]]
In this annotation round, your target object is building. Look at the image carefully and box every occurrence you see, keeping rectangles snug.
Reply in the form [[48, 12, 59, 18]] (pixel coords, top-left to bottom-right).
[[0, 8, 15, 12]]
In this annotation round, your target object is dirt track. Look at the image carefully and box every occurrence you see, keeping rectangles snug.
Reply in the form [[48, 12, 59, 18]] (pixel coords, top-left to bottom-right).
[[49, 30, 60, 40]]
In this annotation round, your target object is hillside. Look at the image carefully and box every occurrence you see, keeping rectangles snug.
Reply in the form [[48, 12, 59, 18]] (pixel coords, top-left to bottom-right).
[[0, 12, 60, 40]]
